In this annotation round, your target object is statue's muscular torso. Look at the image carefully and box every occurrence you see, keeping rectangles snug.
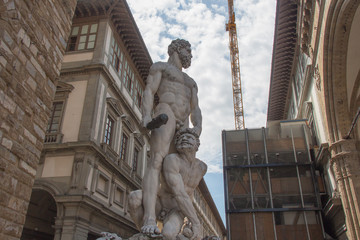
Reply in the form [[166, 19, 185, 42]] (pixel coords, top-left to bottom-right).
[[152, 62, 197, 122]]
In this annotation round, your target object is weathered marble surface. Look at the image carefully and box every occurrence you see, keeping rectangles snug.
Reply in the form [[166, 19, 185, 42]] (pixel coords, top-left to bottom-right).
[[129, 128, 207, 239], [138, 39, 203, 239]]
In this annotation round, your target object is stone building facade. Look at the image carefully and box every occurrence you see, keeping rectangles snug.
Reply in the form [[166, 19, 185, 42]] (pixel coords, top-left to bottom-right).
[[0, 0, 226, 239], [21, 0, 152, 238], [0, 1, 77, 239], [268, 0, 360, 239]]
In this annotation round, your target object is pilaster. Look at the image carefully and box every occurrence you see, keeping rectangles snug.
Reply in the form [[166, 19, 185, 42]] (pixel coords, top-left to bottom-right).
[[330, 139, 360, 239]]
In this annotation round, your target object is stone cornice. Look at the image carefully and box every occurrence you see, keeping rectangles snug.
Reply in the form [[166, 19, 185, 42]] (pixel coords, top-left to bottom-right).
[[267, 0, 298, 121]]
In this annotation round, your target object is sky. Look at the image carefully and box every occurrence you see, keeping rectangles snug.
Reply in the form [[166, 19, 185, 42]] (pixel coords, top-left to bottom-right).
[[127, 0, 277, 224]]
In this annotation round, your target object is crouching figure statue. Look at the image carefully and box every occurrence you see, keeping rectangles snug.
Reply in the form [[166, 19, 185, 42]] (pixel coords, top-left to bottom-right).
[[128, 128, 207, 240]]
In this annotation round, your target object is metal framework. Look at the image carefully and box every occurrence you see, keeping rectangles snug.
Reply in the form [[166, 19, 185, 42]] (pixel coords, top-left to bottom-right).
[[222, 124, 325, 240], [226, 0, 245, 129]]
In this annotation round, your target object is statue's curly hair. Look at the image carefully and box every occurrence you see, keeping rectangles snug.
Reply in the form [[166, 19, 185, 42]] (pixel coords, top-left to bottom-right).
[[174, 128, 200, 151], [168, 39, 191, 56]]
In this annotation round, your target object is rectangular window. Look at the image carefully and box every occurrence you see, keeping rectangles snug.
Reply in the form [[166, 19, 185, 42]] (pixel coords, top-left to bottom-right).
[[104, 115, 114, 145], [66, 23, 98, 52], [110, 37, 124, 74], [123, 62, 133, 92], [47, 101, 64, 133], [132, 148, 139, 172], [119, 133, 129, 162], [134, 80, 143, 107], [114, 49, 144, 108]]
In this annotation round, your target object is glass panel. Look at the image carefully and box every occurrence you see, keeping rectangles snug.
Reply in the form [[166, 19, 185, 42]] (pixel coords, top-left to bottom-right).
[[68, 36, 77, 51], [265, 128, 296, 163], [88, 34, 96, 41], [87, 42, 95, 49], [248, 129, 265, 164], [227, 168, 251, 210], [252, 168, 270, 209], [53, 111, 61, 118], [78, 43, 85, 50], [293, 131, 309, 163], [104, 116, 114, 145], [71, 26, 79, 36], [79, 35, 87, 43], [229, 213, 255, 240], [255, 212, 275, 240], [275, 211, 307, 240], [298, 166, 318, 207], [81, 25, 89, 34], [50, 124, 58, 132], [119, 133, 128, 162], [307, 211, 323, 239], [90, 23, 98, 33], [270, 167, 302, 209], [225, 131, 247, 166]]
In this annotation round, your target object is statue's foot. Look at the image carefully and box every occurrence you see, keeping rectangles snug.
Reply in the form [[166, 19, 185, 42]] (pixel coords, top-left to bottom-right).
[[141, 218, 161, 237]]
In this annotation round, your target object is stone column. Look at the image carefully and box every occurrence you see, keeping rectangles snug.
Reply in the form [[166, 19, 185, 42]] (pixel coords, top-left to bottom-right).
[[330, 139, 360, 239], [60, 223, 89, 240], [0, 0, 77, 239]]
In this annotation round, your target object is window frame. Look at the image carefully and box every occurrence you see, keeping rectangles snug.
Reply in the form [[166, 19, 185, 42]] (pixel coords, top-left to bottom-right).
[[45, 81, 74, 144], [47, 101, 65, 134], [104, 114, 115, 146], [119, 131, 129, 163], [110, 36, 124, 74], [109, 36, 144, 109], [132, 146, 139, 172], [66, 22, 98, 52]]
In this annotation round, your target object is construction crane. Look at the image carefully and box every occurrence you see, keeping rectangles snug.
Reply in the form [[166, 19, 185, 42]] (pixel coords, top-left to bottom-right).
[[226, 0, 245, 130]]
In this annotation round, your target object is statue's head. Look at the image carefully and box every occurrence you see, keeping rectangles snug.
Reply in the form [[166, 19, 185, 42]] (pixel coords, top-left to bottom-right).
[[174, 128, 200, 152], [168, 39, 192, 69]]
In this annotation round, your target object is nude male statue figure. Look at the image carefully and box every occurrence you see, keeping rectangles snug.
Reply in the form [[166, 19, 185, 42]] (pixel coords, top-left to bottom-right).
[[129, 129, 207, 240], [141, 39, 202, 235]]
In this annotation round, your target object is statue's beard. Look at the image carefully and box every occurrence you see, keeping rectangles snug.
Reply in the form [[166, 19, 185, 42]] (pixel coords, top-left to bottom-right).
[[180, 54, 191, 69]]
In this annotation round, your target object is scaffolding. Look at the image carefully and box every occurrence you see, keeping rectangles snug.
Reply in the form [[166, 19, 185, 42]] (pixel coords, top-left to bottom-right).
[[222, 121, 325, 240]]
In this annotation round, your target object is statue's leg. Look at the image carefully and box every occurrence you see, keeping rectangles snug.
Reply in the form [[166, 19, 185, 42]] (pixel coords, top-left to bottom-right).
[[128, 190, 143, 230], [162, 210, 184, 240], [141, 104, 176, 235]]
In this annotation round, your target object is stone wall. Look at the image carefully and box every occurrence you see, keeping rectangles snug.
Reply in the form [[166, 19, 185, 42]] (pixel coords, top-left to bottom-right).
[[0, 0, 76, 239]]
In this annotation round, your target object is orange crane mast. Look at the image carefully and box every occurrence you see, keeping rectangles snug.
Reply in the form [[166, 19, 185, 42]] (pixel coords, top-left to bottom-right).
[[226, 0, 245, 130]]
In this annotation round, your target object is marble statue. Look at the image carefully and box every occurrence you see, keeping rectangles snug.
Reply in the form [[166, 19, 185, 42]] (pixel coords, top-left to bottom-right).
[[128, 128, 207, 240], [140, 39, 202, 236], [96, 40, 222, 240]]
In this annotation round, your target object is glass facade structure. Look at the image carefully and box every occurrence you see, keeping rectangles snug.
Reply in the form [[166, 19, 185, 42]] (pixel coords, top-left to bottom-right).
[[222, 121, 324, 240]]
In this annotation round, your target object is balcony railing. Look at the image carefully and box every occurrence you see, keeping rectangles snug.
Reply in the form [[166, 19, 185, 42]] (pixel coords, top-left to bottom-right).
[[44, 133, 63, 143]]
